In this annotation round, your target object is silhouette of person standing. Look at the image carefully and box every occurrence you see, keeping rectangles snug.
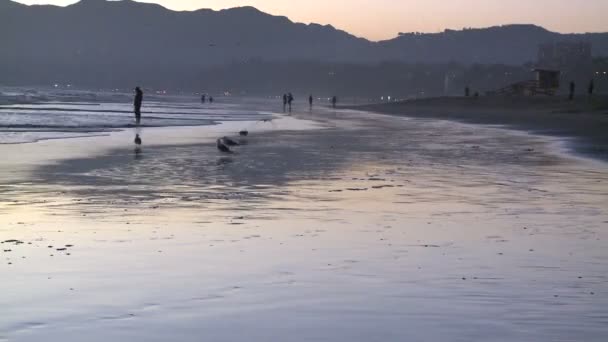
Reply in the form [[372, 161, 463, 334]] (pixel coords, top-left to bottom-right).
[[288, 93, 294, 111], [209, 96, 214, 103], [282, 94, 288, 111], [134, 87, 143, 125], [588, 80, 595, 96], [331, 96, 337, 108], [569, 81, 576, 101], [309, 95, 313, 108], [201, 94, 206, 103]]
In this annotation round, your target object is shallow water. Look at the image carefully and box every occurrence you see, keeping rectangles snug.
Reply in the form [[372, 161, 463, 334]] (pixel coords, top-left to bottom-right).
[[1, 104, 607, 342], [0, 89, 274, 144]]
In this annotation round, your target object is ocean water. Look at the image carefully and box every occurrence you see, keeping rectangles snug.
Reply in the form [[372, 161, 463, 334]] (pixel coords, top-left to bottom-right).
[[0, 88, 273, 144]]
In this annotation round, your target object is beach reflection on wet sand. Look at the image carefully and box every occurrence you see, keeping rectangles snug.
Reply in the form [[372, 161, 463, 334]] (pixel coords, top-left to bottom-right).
[[1, 109, 607, 342]]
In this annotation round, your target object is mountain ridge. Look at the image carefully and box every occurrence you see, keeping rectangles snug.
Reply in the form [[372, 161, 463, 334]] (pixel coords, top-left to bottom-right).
[[1, 0, 607, 88]]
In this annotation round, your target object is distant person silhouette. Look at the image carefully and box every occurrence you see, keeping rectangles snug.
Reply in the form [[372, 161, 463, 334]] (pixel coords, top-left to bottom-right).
[[201, 94, 206, 103], [282, 94, 288, 111], [209, 96, 214, 103], [588, 80, 595, 96], [569, 81, 576, 101], [288, 93, 294, 111], [465, 86, 470, 97], [134, 87, 143, 125], [309, 95, 313, 108], [331, 96, 337, 108]]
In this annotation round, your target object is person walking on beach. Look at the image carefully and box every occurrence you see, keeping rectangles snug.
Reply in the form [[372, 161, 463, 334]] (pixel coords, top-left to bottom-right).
[[288, 93, 294, 112], [309, 95, 313, 109], [569, 81, 576, 101], [134, 87, 143, 125], [331, 96, 337, 108]]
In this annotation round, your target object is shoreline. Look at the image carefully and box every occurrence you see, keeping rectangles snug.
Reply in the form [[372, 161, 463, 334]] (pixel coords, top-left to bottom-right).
[[2, 104, 607, 341], [0, 114, 324, 185], [346, 95, 608, 163], [3, 106, 595, 204], [0, 95, 281, 145]]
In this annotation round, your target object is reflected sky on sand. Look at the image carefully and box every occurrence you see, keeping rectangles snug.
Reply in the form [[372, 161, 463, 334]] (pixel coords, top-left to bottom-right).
[[1, 108, 607, 342]]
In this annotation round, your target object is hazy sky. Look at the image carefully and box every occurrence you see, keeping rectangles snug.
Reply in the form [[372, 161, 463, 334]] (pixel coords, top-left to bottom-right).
[[15, 0, 608, 41]]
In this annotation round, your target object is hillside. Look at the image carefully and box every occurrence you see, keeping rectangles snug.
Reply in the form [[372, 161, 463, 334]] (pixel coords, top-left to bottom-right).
[[1, 0, 607, 88]]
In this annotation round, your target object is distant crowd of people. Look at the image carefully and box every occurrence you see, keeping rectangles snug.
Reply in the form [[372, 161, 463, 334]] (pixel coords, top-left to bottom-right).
[[282, 93, 294, 111], [131, 87, 340, 128], [281, 93, 338, 112], [568, 80, 595, 101], [201, 94, 214, 103]]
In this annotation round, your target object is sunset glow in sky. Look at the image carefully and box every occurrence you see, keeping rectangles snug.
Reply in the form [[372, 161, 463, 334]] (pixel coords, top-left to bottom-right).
[[15, 0, 608, 41]]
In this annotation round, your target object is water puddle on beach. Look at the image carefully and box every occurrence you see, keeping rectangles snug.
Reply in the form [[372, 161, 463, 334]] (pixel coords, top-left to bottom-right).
[[1, 107, 607, 342]]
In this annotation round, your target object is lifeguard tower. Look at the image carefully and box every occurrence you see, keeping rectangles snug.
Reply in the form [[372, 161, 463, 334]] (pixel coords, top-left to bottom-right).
[[488, 69, 561, 96]]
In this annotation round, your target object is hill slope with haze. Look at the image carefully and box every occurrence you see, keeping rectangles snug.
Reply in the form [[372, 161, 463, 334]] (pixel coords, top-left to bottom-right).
[[1, 0, 607, 88]]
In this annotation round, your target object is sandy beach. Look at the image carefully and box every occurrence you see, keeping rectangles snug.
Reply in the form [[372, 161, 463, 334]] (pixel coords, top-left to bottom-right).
[[351, 95, 608, 162], [1, 98, 607, 341]]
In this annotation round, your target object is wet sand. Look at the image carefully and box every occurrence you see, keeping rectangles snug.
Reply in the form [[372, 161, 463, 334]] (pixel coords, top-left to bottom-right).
[[349, 95, 608, 162], [1, 106, 607, 342]]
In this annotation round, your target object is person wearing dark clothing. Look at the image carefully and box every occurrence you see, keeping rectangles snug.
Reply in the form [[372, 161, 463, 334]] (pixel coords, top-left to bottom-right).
[[465, 86, 470, 97], [201, 94, 206, 103], [134, 87, 143, 125], [288, 93, 294, 111], [209, 96, 214, 103], [569, 81, 575, 101], [309, 95, 313, 108], [282, 94, 288, 111], [331, 96, 337, 108], [588, 80, 595, 96]]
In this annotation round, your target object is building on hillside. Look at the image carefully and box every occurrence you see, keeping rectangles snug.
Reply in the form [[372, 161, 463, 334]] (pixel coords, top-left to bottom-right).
[[484, 42, 592, 97], [486, 69, 561, 96], [538, 41, 592, 70], [537, 41, 593, 94]]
